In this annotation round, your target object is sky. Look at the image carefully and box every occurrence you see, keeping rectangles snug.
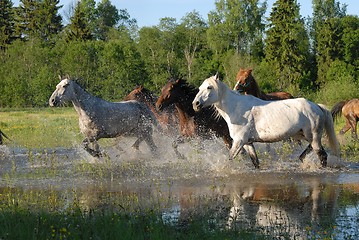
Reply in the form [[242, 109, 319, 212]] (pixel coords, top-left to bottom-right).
[[12, 0, 359, 27]]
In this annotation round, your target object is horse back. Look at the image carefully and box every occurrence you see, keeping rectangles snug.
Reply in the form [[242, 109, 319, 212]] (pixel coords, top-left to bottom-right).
[[342, 99, 359, 118], [266, 92, 294, 100]]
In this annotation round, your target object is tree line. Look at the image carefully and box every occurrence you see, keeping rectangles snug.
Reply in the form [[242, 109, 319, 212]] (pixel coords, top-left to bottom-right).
[[0, 0, 358, 108]]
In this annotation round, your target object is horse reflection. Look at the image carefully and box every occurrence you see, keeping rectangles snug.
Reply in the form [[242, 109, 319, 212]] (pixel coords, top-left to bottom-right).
[[224, 176, 339, 238]]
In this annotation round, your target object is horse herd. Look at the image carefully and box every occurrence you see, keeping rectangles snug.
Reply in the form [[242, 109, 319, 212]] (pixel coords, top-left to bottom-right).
[[45, 69, 358, 169]]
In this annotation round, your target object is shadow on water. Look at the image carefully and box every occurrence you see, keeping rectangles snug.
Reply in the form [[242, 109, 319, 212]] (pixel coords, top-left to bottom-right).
[[0, 133, 358, 239]]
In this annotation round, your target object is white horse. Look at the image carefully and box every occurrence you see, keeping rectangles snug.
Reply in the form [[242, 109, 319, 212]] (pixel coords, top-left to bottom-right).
[[49, 77, 158, 157], [192, 75, 340, 168]]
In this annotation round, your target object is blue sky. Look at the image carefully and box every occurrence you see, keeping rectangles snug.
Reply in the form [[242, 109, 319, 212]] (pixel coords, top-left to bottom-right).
[[12, 0, 359, 27]]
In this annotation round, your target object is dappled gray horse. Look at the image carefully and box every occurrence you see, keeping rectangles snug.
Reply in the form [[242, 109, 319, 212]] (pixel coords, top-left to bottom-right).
[[49, 77, 158, 157]]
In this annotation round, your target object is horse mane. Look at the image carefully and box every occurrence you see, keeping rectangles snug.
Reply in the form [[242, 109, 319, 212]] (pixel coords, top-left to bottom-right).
[[246, 73, 262, 97], [167, 77, 198, 97], [140, 86, 159, 103]]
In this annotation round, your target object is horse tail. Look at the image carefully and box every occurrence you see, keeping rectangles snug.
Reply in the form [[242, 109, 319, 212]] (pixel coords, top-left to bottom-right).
[[331, 100, 348, 122], [319, 104, 340, 157], [0, 130, 12, 145]]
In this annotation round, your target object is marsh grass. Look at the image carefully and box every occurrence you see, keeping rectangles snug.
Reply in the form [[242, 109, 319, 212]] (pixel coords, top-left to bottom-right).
[[0, 186, 266, 240]]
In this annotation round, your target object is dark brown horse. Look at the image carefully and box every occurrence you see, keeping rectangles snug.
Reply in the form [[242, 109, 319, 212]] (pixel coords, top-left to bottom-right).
[[331, 98, 359, 140], [124, 85, 179, 135], [155, 77, 233, 159], [233, 68, 294, 100]]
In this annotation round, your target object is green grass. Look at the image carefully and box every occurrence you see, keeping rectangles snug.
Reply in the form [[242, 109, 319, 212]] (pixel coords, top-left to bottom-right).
[[0, 107, 80, 148], [0, 187, 267, 240]]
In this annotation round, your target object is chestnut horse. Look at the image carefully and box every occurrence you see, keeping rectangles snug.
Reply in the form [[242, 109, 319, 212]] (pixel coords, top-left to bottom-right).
[[124, 85, 179, 135], [331, 98, 359, 140], [155, 77, 232, 159], [233, 68, 293, 100]]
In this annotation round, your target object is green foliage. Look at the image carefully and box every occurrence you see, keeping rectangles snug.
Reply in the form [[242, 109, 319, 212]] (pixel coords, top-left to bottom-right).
[[0, 0, 358, 107], [264, 0, 311, 94], [314, 60, 358, 106], [207, 0, 267, 58], [0, 0, 15, 49]]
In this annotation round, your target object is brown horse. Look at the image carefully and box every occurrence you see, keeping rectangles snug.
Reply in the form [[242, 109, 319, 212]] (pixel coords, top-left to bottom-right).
[[155, 77, 233, 159], [331, 98, 359, 140], [233, 68, 294, 100], [124, 85, 179, 135]]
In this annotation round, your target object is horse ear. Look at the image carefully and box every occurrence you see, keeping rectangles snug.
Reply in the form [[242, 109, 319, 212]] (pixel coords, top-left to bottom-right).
[[58, 75, 62, 80], [248, 69, 253, 74], [66, 74, 70, 79], [214, 72, 220, 81]]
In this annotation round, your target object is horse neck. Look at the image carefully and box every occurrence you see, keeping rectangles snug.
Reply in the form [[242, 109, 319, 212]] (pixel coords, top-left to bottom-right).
[[215, 85, 247, 120], [247, 76, 265, 98], [71, 83, 99, 115], [174, 87, 197, 116]]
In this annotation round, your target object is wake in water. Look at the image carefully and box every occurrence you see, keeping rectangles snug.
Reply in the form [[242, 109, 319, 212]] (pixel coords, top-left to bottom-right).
[[0, 130, 352, 182]]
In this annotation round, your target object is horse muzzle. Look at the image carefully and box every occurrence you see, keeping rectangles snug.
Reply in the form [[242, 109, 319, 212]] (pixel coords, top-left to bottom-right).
[[192, 100, 203, 112], [49, 96, 60, 107]]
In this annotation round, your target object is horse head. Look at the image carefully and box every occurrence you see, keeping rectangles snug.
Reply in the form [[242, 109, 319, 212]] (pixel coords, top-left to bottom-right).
[[156, 77, 184, 111], [193, 75, 220, 111], [49, 77, 74, 107], [233, 68, 253, 93]]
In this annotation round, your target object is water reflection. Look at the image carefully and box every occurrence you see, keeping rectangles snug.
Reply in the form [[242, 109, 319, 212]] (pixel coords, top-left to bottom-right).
[[0, 146, 358, 239]]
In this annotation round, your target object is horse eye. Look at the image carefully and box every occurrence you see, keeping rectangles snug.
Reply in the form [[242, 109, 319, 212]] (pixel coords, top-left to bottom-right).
[[207, 85, 213, 90]]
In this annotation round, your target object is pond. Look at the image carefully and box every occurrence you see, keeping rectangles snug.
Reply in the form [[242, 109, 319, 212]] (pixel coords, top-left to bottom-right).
[[0, 137, 358, 239]]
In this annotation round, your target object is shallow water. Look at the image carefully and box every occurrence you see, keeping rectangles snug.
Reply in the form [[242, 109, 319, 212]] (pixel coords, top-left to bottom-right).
[[0, 135, 358, 239]]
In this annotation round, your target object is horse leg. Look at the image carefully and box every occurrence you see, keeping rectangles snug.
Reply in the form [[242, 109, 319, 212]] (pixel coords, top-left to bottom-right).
[[299, 144, 313, 162], [315, 147, 328, 167], [132, 136, 143, 151], [348, 116, 358, 140], [229, 139, 245, 161], [82, 138, 102, 157], [144, 131, 158, 154], [172, 135, 186, 159], [243, 144, 259, 169], [339, 119, 351, 135]]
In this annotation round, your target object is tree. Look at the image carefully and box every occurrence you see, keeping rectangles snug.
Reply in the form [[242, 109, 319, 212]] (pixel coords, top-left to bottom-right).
[[207, 0, 267, 58], [95, 0, 120, 40], [14, 0, 62, 42], [178, 11, 207, 81], [65, 1, 93, 41], [341, 16, 359, 72], [0, 0, 15, 49], [311, 0, 347, 85], [264, 0, 310, 93]]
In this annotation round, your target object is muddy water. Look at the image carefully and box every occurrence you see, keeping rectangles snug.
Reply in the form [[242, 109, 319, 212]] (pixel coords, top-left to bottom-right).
[[0, 136, 358, 239]]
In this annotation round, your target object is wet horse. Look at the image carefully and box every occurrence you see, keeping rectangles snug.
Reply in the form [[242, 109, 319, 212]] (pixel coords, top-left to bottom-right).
[[233, 68, 293, 100], [124, 85, 178, 135], [193, 75, 340, 168], [49, 77, 158, 157], [155, 77, 232, 158], [331, 98, 359, 140]]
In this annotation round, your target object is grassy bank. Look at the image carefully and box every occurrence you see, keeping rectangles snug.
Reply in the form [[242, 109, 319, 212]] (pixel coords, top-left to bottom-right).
[[0, 108, 79, 148]]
